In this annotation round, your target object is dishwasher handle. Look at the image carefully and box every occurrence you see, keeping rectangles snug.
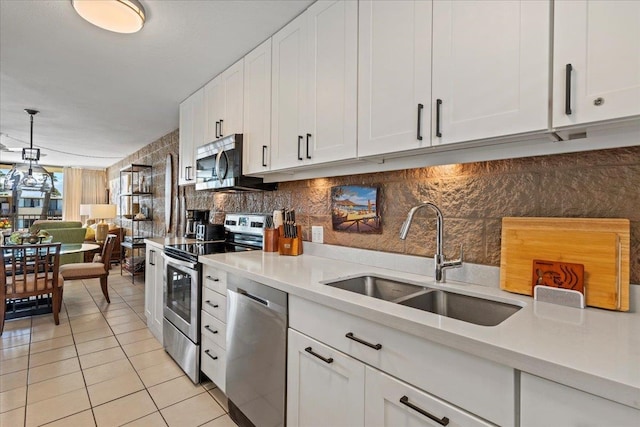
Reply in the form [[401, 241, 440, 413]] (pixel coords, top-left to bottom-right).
[[238, 288, 268, 306]]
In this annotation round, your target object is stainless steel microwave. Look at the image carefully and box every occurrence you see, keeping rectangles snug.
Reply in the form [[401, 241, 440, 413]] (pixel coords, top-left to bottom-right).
[[195, 134, 276, 192]]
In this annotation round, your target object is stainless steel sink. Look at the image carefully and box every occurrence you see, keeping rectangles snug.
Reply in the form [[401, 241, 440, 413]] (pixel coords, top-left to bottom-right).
[[397, 289, 521, 326], [324, 275, 425, 302]]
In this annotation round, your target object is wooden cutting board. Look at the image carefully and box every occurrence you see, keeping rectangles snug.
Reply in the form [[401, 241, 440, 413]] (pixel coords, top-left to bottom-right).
[[500, 217, 630, 311]]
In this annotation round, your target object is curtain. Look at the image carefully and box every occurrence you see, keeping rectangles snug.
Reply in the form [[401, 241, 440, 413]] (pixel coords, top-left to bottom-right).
[[62, 167, 106, 221]]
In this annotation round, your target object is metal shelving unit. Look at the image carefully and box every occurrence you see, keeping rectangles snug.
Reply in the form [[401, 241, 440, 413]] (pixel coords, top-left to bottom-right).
[[119, 164, 153, 282]]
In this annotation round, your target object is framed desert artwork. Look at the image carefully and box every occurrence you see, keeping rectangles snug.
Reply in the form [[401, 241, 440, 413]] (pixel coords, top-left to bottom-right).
[[331, 185, 381, 233]]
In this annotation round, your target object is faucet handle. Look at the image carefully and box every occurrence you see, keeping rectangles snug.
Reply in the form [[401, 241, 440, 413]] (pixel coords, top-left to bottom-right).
[[443, 244, 464, 269]]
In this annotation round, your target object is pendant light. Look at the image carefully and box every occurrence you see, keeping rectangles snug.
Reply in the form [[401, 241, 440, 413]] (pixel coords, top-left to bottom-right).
[[3, 110, 52, 192], [72, 0, 146, 34]]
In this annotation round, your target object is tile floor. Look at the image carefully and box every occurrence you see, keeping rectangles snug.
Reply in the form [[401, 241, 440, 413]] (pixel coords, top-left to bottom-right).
[[1, 272, 237, 427]]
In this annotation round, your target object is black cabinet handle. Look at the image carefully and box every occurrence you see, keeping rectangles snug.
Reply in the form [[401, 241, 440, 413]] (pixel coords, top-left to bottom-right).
[[185, 166, 193, 181], [262, 145, 268, 167], [219, 119, 223, 136], [215, 121, 220, 138], [417, 103, 424, 141], [204, 349, 218, 361], [565, 64, 573, 115], [298, 135, 303, 160], [345, 332, 382, 350], [149, 249, 155, 266], [205, 300, 219, 309], [400, 396, 449, 425], [306, 133, 312, 159], [304, 347, 333, 364], [204, 325, 218, 334], [435, 99, 443, 138], [206, 275, 219, 282]]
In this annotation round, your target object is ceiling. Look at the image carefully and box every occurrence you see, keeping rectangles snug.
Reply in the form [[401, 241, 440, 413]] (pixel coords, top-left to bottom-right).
[[0, 0, 314, 169]]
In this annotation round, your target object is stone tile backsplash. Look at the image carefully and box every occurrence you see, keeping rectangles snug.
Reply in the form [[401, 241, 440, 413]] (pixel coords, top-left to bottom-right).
[[107, 131, 640, 283]]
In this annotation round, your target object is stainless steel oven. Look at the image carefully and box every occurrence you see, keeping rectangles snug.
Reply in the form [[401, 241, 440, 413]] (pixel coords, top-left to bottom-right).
[[163, 256, 201, 383]]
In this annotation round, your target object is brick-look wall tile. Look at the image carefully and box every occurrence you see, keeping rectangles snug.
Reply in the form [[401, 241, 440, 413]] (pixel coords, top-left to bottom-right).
[[106, 133, 640, 283]]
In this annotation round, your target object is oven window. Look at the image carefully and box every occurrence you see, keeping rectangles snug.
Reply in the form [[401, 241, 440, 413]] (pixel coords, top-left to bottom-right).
[[166, 264, 193, 323]]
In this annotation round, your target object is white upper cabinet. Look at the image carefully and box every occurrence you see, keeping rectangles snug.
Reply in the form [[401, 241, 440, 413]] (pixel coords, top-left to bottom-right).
[[553, 0, 640, 128], [357, 0, 432, 157], [432, 0, 550, 145], [204, 58, 244, 143], [243, 38, 273, 175], [271, 0, 357, 171], [178, 88, 204, 185]]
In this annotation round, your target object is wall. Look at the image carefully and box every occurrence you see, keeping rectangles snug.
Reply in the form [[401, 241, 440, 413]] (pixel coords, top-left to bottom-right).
[[107, 132, 640, 283]]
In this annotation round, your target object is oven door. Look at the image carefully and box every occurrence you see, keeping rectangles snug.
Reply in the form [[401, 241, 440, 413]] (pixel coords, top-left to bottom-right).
[[164, 257, 200, 343]]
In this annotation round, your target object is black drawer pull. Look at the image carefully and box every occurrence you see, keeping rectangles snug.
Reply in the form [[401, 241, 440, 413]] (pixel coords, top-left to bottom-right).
[[306, 133, 312, 159], [435, 99, 443, 138], [297, 135, 303, 160], [400, 396, 449, 426], [565, 63, 573, 115], [206, 275, 220, 282], [204, 325, 218, 334], [345, 332, 381, 350], [219, 119, 224, 136], [215, 121, 220, 138], [204, 349, 218, 361], [205, 300, 219, 309], [305, 347, 333, 364], [417, 103, 424, 140], [262, 145, 268, 167]]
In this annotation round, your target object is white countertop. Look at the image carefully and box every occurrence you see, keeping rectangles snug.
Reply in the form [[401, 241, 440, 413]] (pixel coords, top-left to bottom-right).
[[193, 244, 640, 410]]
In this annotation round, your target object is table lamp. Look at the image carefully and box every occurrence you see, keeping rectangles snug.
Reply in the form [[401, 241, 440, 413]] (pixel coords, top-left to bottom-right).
[[90, 204, 117, 243]]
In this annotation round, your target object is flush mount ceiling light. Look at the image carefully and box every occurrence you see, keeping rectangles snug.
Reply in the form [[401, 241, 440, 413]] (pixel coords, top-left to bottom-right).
[[71, 0, 146, 34]]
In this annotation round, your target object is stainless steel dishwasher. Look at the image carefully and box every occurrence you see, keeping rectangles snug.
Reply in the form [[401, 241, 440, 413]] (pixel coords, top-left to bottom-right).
[[227, 274, 288, 427]]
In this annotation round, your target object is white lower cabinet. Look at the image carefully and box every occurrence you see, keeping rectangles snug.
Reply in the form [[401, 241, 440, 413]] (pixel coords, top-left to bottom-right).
[[200, 264, 228, 392], [144, 243, 164, 343], [287, 329, 365, 427], [365, 367, 492, 427], [520, 373, 640, 427], [288, 295, 514, 426]]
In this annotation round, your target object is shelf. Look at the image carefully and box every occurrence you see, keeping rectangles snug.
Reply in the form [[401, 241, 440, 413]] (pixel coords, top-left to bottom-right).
[[121, 241, 146, 249], [120, 164, 152, 173], [119, 192, 153, 197]]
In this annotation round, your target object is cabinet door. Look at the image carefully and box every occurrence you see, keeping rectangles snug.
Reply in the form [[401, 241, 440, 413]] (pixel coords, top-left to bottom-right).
[[432, 0, 549, 145], [204, 75, 224, 143], [358, 0, 432, 157], [221, 58, 244, 136], [520, 373, 640, 427], [178, 89, 203, 185], [305, 0, 357, 164], [553, 0, 640, 127], [243, 38, 273, 175], [287, 329, 365, 427], [365, 367, 493, 427], [152, 252, 165, 342], [144, 246, 163, 343], [271, 13, 307, 170]]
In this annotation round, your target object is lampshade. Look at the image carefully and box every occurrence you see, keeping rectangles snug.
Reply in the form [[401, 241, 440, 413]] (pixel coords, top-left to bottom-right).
[[90, 204, 117, 220], [80, 204, 91, 216], [72, 0, 146, 34]]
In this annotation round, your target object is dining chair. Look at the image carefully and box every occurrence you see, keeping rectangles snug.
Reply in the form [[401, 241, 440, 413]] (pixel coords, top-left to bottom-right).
[[1, 243, 63, 335], [59, 234, 117, 303]]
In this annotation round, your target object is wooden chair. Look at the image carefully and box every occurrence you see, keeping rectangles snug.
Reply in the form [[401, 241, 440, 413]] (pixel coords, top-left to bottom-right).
[[59, 234, 117, 303], [1, 243, 63, 335]]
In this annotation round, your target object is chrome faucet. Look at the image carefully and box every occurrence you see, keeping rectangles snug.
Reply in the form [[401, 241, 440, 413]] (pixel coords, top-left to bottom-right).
[[399, 202, 463, 282]]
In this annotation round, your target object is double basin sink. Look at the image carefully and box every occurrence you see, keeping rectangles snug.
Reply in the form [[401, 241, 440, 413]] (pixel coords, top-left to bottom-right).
[[324, 275, 521, 326]]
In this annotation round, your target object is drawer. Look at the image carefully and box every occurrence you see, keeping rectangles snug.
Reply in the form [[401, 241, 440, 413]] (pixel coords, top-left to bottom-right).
[[203, 265, 227, 295], [201, 310, 226, 349], [201, 336, 226, 392], [365, 367, 492, 427], [202, 287, 226, 322], [290, 296, 514, 427]]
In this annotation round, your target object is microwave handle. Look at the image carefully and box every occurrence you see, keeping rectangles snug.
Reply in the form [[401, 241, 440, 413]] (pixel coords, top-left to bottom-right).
[[215, 149, 229, 184]]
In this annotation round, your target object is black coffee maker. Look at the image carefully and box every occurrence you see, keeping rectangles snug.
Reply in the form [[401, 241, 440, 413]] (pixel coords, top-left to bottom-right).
[[185, 209, 209, 238]]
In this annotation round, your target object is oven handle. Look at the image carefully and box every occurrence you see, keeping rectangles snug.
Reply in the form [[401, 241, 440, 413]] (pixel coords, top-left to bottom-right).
[[165, 256, 198, 271]]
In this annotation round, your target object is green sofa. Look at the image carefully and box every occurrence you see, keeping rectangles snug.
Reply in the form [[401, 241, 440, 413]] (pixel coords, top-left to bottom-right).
[[30, 220, 87, 265]]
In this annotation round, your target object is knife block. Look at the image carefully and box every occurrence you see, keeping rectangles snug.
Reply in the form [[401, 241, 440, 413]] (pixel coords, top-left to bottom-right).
[[278, 225, 303, 256], [263, 228, 279, 252]]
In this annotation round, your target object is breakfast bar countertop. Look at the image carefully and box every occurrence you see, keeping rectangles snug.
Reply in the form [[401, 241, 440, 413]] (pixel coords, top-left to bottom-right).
[[197, 245, 640, 411]]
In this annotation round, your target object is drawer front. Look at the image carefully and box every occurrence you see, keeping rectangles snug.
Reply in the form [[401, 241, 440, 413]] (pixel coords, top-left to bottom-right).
[[202, 287, 227, 322], [201, 310, 226, 349], [203, 265, 227, 295], [290, 296, 514, 427], [201, 336, 226, 392], [365, 367, 493, 427]]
